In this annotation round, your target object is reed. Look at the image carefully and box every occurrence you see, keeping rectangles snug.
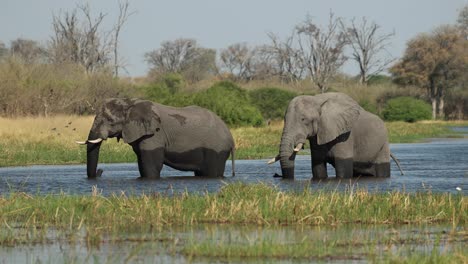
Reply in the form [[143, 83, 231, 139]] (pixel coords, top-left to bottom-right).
[[1, 183, 465, 233], [0, 183, 465, 261]]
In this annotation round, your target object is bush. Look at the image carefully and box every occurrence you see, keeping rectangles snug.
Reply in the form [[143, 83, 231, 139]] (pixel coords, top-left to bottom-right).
[[193, 81, 264, 126], [358, 99, 379, 115], [249, 87, 297, 120], [382, 97, 432, 122]]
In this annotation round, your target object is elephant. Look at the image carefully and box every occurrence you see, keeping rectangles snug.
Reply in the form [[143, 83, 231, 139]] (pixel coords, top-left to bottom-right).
[[76, 98, 235, 179], [268, 92, 403, 180]]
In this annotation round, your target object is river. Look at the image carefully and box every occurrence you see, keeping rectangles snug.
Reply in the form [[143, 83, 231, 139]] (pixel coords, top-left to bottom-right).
[[0, 138, 466, 196]]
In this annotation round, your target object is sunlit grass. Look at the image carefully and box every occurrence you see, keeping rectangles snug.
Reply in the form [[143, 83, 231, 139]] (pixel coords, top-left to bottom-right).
[[0, 116, 466, 166], [0, 183, 466, 261], [1, 183, 465, 233]]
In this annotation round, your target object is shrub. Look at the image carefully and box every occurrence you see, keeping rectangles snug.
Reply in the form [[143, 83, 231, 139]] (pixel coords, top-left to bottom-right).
[[382, 96, 432, 122], [193, 81, 264, 126], [249, 87, 297, 120], [358, 99, 378, 115]]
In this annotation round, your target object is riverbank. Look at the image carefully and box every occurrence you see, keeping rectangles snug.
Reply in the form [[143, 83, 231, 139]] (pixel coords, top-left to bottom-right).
[[0, 116, 466, 166], [0, 183, 466, 262]]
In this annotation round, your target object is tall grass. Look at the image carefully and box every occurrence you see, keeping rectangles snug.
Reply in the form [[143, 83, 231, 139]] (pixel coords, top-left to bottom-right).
[[1, 183, 465, 233]]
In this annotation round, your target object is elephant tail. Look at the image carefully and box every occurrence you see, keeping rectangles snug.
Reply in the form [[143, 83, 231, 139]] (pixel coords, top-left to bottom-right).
[[390, 152, 404, 175], [231, 147, 236, 177]]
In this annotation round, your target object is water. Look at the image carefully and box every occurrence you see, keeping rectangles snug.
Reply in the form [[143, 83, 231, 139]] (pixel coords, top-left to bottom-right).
[[0, 223, 465, 263], [0, 137, 466, 262], [0, 139, 466, 196]]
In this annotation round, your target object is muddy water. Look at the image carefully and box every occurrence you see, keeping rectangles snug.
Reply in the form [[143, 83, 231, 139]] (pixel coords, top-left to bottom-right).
[[0, 139, 466, 195]]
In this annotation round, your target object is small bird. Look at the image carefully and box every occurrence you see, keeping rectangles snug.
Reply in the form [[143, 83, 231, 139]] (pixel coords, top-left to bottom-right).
[[51, 128, 56, 131]]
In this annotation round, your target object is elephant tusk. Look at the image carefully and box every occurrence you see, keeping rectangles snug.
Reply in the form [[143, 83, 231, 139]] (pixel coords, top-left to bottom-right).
[[75, 140, 88, 145], [293, 143, 303, 152], [88, 138, 103, 144], [267, 155, 280, 165]]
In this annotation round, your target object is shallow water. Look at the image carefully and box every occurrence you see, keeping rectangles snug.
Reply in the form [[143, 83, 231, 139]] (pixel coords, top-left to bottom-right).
[[0, 223, 465, 263], [0, 138, 466, 196]]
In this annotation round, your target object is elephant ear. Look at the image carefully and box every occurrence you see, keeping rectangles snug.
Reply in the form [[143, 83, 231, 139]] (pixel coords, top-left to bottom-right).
[[122, 101, 161, 144], [317, 95, 361, 145]]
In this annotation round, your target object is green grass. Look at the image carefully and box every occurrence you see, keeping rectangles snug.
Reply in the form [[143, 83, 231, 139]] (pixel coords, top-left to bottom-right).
[[1, 183, 465, 233], [0, 183, 466, 262]]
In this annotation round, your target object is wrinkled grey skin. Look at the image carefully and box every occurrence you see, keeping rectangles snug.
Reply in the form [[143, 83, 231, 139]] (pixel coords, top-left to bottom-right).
[[85, 98, 235, 179], [279, 93, 392, 180]]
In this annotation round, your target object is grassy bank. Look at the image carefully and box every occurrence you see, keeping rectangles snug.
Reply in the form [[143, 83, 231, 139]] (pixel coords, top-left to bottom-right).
[[1, 183, 465, 237], [0, 116, 466, 166], [0, 183, 466, 262]]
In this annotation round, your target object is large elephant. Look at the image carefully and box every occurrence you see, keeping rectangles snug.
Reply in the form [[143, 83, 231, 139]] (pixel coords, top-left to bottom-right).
[[269, 92, 402, 180], [77, 98, 235, 179]]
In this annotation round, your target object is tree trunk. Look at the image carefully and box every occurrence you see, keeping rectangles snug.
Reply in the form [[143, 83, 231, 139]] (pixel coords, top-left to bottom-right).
[[431, 97, 437, 120], [438, 97, 444, 120]]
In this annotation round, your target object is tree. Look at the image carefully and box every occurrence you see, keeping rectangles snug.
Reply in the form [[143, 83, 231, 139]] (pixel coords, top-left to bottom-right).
[[219, 43, 256, 81], [390, 26, 467, 119], [145, 38, 217, 84], [264, 31, 305, 83], [296, 12, 347, 93], [341, 17, 395, 85], [48, 2, 132, 74], [49, 4, 110, 73], [112, 1, 135, 77], [457, 4, 468, 39], [10, 38, 46, 64]]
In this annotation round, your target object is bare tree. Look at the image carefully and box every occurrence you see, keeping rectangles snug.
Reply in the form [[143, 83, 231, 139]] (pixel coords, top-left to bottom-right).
[[219, 43, 256, 81], [296, 12, 347, 93], [49, 4, 111, 73], [48, 2, 133, 75], [341, 17, 395, 85], [264, 31, 305, 83], [145, 38, 217, 83], [112, 1, 135, 77], [10, 38, 46, 64]]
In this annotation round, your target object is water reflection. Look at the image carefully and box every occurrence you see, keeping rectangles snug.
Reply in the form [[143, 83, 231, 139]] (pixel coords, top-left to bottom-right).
[[0, 223, 464, 263], [0, 139, 467, 195]]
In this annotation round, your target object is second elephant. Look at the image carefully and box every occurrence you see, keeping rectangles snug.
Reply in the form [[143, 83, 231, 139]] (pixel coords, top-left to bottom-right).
[[77, 98, 235, 178], [270, 92, 402, 180]]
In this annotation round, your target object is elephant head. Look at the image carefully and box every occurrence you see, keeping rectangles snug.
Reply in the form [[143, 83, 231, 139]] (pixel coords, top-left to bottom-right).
[[278, 93, 361, 179], [77, 98, 162, 178]]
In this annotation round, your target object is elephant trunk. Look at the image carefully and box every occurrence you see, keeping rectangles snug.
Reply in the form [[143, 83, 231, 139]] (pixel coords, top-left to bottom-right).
[[86, 130, 102, 178], [279, 134, 296, 179]]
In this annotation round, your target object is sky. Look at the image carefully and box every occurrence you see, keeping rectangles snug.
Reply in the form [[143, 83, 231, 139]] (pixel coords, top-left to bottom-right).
[[1, 0, 466, 77]]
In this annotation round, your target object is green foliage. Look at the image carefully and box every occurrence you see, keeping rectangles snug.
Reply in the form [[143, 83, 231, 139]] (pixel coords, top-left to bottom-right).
[[358, 99, 379, 115], [249, 87, 297, 120], [193, 81, 264, 126], [382, 97, 432, 122], [159, 73, 185, 94]]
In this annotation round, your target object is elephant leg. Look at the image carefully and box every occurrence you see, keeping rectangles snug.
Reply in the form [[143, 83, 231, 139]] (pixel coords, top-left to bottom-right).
[[334, 159, 354, 178], [197, 150, 229, 178], [311, 144, 328, 180], [132, 145, 164, 178], [329, 140, 354, 179], [312, 159, 328, 180], [374, 143, 391, 177]]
